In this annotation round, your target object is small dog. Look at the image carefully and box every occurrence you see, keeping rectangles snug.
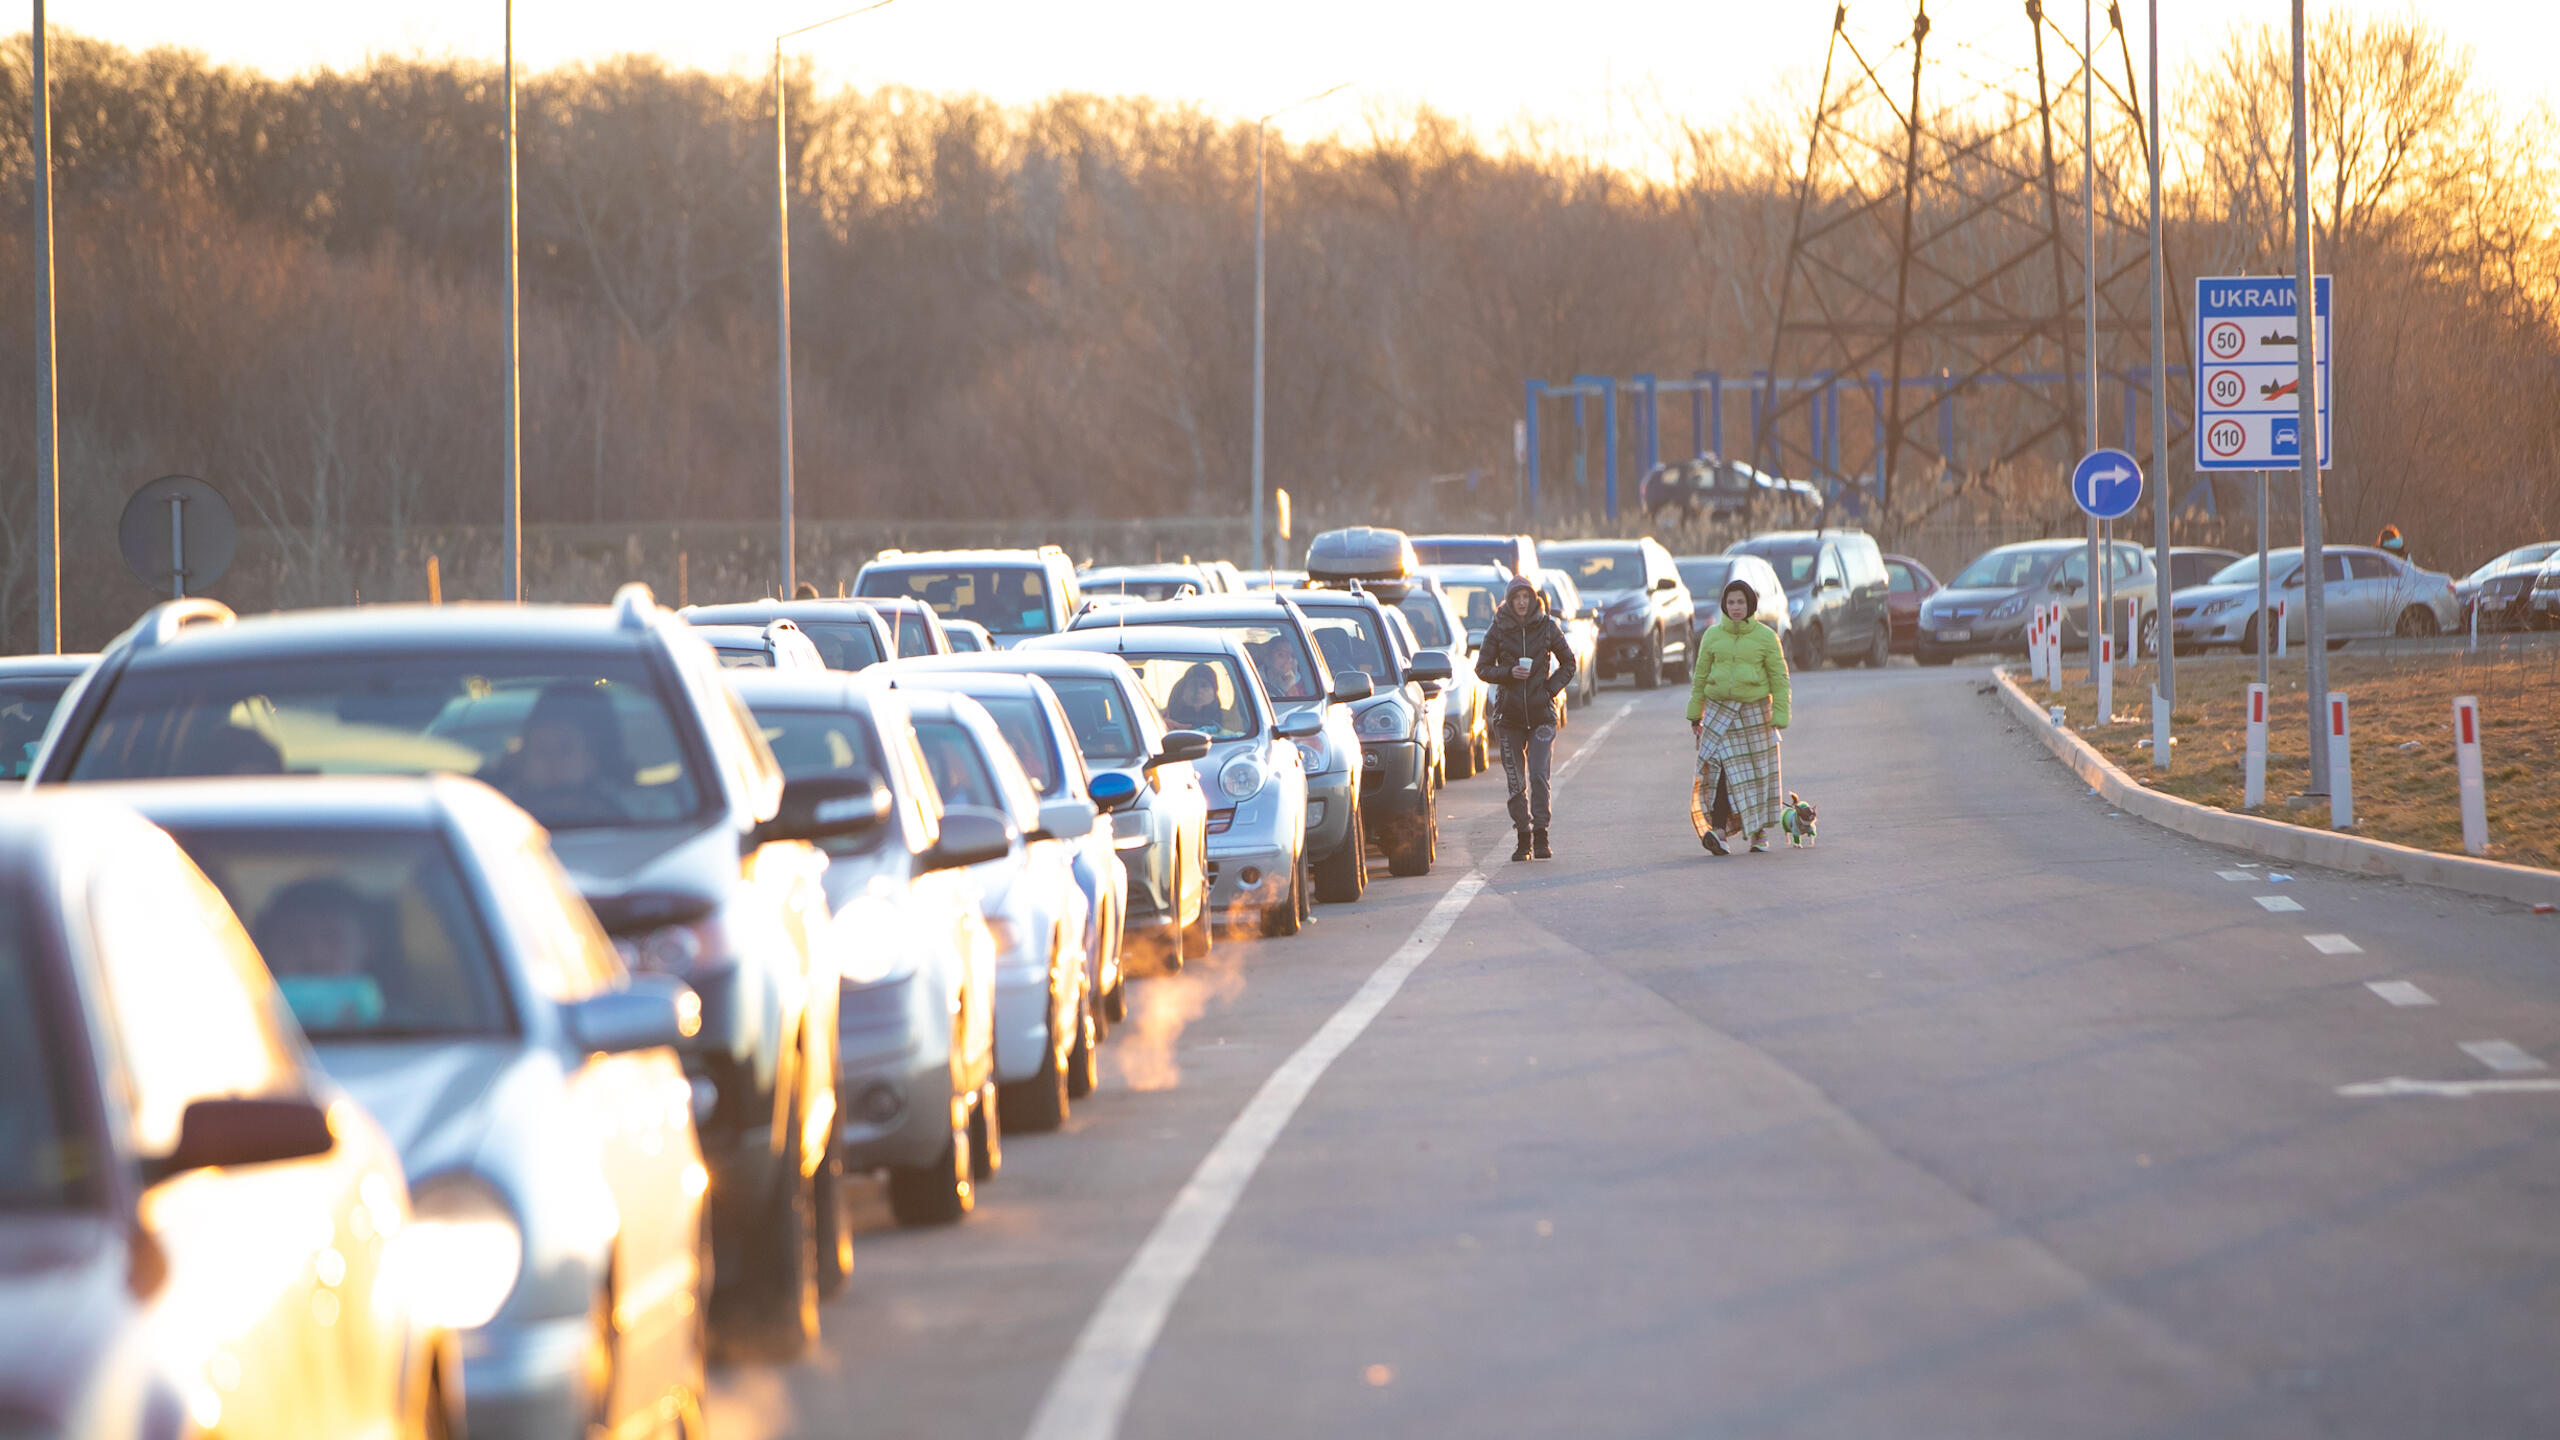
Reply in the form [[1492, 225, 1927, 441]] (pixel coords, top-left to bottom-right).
[[1779, 793, 1818, 848]]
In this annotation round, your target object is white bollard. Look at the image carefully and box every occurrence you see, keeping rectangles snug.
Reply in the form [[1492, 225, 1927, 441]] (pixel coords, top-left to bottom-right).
[[2126, 595, 2143, 659], [2327, 692, 2353, 830], [2454, 695, 2487, 855], [2274, 598, 2288, 658], [2029, 610, 2045, 684], [2469, 597, 2480, 652], [2151, 688, 2170, 770], [2096, 632, 2114, 725], [2047, 603, 2065, 686], [2243, 681, 2269, 809]]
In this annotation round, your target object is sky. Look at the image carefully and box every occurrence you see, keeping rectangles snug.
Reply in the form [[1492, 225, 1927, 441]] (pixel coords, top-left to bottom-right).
[[43, 1, 2558, 167]]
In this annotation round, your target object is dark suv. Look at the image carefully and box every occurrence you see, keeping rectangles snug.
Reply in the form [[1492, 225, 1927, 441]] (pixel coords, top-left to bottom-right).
[[1287, 588, 1453, 876], [34, 589, 863, 1361], [1538, 538, 1692, 687], [1728, 529, 1893, 669]]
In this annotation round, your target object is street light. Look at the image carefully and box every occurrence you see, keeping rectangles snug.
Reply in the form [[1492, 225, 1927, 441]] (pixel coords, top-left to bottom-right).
[[503, 0, 522, 602], [773, 0, 899, 599], [30, 0, 61, 649], [1252, 82, 1349, 575]]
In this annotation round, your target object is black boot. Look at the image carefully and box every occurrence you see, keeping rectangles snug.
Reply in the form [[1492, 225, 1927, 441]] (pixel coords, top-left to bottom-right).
[[1510, 830, 1533, 862], [1532, 829, 1552, 860]]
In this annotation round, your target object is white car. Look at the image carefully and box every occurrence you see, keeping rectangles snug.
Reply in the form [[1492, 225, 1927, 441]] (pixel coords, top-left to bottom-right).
[[692, 618, 827, 670], [2170, 545, 2459, 650]]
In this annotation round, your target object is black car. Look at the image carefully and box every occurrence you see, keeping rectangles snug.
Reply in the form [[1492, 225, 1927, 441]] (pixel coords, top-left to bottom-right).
[[1538, 537, 1692, 687], [1727, 529, 1894, 669], [33, 589, 866, 1361], [0, 653, 93, 780], [1286, 588, 1453, 876], [682, 598, 894, 670], [2457, 542, 2560, 631]]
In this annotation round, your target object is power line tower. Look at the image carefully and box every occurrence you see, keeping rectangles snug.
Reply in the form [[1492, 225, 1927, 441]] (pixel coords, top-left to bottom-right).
[[1751, 1, 2188, 522]]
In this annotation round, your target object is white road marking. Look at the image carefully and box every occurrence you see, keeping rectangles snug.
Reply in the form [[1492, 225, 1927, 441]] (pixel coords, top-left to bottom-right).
[[2365, 981, 2436, 1007], [2340, 1077, 2560, 1099], [2216, 870, 2254, 881], [2254, 895, 2304, 912], [1023, 702, 1635, 1440], [2305, 934, 2363, 955], [2460, 1040, 2548, 1074]]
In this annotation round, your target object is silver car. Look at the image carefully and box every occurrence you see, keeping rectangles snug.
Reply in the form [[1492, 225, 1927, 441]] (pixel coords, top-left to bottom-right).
[[123, 775, 711, 1440], [2171, 545, 2460, 650], [1389, 577, 1490, 779], [1034, 626, 1316, 935]]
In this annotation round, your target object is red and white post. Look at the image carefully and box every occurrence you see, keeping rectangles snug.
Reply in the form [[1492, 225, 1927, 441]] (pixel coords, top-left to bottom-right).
[[2243, 681, 2269, 808], [2046, 603, 2064, 685], [2453, 695, 2487, 855], [2095, 627, 2115, 725], [2273, 597, 2288, 658], [2029, 608, 2046, 684], [2327, 692, 2353, 830]]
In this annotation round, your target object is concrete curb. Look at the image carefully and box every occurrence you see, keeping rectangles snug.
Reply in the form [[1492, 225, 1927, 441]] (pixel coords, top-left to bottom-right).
[[1991, 665, 2560, 909]]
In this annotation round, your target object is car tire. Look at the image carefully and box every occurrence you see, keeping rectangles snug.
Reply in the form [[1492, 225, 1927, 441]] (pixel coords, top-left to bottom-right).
[[1262, 846, 1307, 936], [2242, 615, 2264, 655], [998, 1020, 1071, 1132], [720, 1119, 820, 1362], [2137, 611, 2160, 659], [1862, 621, 1890, 668], [1313, 801, 1368, 904], [1385, 784, 1435, 877], [1635, 633, 1664, 688], [1103, 979, 1127, 1025], [887, 1092, 974, 1226], [2394, 606, 2439, 638], [1181, 900, 1212, 962], [1793, 625, 1826, 671], [1472, 729, 1491, 776], [812, 1139, 852, 1299], [969, 1079, 1002, 1179], [1066, 999, 1100, 1100]]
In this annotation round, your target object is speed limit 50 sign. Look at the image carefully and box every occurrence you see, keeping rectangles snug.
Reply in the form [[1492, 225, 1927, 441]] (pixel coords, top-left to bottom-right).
[[2193, 275, 2330, 471]]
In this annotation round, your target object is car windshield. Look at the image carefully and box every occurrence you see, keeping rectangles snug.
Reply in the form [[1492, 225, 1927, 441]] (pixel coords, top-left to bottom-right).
[[914, 718, 1004, 810], [0, 677, 72, 780], [893, 612, 934, 656], [946, 628, 988, 653], [1041, 676, 1148, 766], [861, 566, 1053, 637], [1410, 539, 1515, 569], [1676, 558, 1734, 595], [1120, 655, 1258, 741], [1116, 619, 1323, 703], [173, 828, 515, 1041], [0, 895, 96, 1210], [1442, 582, 1502, 633], [1549, 547, 1643, 592], [1394, 595, 1453, 647], [67, 654, 706, 831], [797, 622, 885, 670], [1301, 610, 1395, 685], [965, 695, 1066, 796], [1735, 542, 1820, 589], [1950, 548, 2059, 590]]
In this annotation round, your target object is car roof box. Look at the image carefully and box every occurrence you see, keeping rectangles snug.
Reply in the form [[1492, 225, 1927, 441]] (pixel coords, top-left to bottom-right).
[[1304, 526, 1417, 586]]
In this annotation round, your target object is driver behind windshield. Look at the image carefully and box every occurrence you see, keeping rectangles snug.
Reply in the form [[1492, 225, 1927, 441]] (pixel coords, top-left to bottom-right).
[[501, 682, 633, 826], [254, 877, 388, 1028]]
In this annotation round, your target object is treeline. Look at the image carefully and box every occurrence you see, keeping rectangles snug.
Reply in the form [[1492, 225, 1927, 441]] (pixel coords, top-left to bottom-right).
[[0, 16, 2554, 646]]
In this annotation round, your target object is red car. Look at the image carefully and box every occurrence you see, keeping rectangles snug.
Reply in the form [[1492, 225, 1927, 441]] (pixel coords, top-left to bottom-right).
[[1883, 554, 1941, 649]]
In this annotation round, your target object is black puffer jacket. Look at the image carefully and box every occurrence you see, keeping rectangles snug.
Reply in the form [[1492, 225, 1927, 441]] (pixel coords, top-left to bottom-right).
[[1474, 582, 1578, 733]]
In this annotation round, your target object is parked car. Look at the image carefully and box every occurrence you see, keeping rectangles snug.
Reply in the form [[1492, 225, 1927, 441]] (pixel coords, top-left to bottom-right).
[[1915, 539, 2153, 664], [1198, 560, 1246, 595], [2170, 545, 2460, 651], [1672, 554, 1788, 641], [1287, 587, 1452, 876], [2457, 541, 2560, 630], [1727, 529, 1895, 669], [896, 648, 1212, 979], [1388, 576, 1490, 779], [1078, 564, 1216, 602], [0, 792, 457, 1440], [2533, 552, 2560, 629], [691, 619, 827, 670], [1034, 626, 1314, 934], [1641, 455, 1822, 526], [123, 776, 712, 1440], [855, 546, 1083, 649], [0, 652, 93, 779], [683, 599, 892, 670], [1881, 553, 1942, 651], [1064, 593, 1373, 905], [35, 590, 851, 1361], [899, 689, 1094, 1131], [2152, 546, 2245, 593], [884, 669, 1129, 1097], [1407, 533, 1538, 577], [1539, 537, 1693, 687], [944, 618, 996, 652], [728, 671, 1013, 1225], [1534, 569, 1601, 709]]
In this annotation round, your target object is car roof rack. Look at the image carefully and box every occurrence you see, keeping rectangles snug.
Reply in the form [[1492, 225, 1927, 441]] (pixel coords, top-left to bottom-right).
[[118, 597, 236, 652], [611, 582, 660, 630]]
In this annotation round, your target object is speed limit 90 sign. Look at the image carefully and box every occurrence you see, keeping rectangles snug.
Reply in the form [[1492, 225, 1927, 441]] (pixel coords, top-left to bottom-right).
[[2206, 369, 2246, 407]]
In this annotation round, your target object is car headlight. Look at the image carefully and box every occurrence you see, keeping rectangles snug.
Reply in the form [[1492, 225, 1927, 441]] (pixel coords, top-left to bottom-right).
[[1356, 702, 1409, 738], [2199, 595, 2244, 616], [834, 895, 920, 986], [1986, 593, 2027, 620], [401, 1176, 523, 1331], [613, 912, 729, 976], [1219, 753, 1268, 800], [1295, 739, 1329, 775]]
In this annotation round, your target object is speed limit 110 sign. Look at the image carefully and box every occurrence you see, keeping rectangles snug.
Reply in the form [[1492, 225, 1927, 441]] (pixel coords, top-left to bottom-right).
[[2193, 275, 2330, 471]]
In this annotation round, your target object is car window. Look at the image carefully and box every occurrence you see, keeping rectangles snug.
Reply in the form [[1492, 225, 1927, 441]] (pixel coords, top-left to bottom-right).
[[1737, 542, 1819, 588], [1951, 548, 2055, 589], [1301, 611, 1394, 685], [1818, 548, 1844, 586], [1123, 655, 1258, 741], [1441, 582, 1501, 633], [0, 677, 72, 781], [797, 622, 885, 670], [90, 836, 302, 1155], [965, 695, 1065, 797], [860, 566, 1053, 638], [1885, 562, 1914, 593], [70, 653, 707, 832], [2348, 553, 2398, 579], [1394, 595, 1454, 648], [757, 707, 888, 781], [1678, 559, 1734, 595], [713, 647, 773, 669], [1041, 676, 1147, 766], [2325, 554, 2352, 583], [1116, 620, 1322, 703], [2111, 547, 2143, 581], [0, 891, 98, 1208], [176, 827, 518, 1038], [914, 719, 1003, 811], [1549, 547, 1644, 592]]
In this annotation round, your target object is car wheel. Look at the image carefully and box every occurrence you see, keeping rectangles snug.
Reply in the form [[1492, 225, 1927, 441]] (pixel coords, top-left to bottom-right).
[[2241, 615, 2264, 655], [812, 1139, 852, 1299], [2136, 611, 2160, 659], [1181, 900, 1213, 961], [1385, 783, 1435, 877], [719, 1114, 820, 1362], [887, 1090, 974, 1226], [1313, 800, 1368, 903], [1635, 633, 1664, 688], [1793, 625, 1826, 671], [1262, 846, 1306, 936], [1862, 620, 1890, 668], [998, 1018, 1071, 1132], [1066, 998, 1099, 1100], [1103, 979, 1127, 1025], [969, 1079, 1002, 1179], [2395, 605, 2439, 638]]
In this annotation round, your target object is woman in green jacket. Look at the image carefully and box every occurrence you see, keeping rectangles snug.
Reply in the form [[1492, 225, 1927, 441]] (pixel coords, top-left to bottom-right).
[[1686, 578, 1792, 855]]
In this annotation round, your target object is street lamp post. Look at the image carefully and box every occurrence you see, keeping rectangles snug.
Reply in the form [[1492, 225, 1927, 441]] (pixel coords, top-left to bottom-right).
[[30, 0, 61, 650], [1252, 83, 1347, 575], [502, 0, 522, 602], [774, 1, 898, 600]]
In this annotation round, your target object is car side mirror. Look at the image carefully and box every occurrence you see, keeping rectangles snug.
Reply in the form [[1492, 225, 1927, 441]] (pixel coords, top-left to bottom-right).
[[1273, 712, 1322, 740], [1148, 730, 1212, 769], [1819, 576, 1843, 592], [1330, 674, 1375, 704], [1088, 769, 1141, 813], [753, 774, 891, 848], [925, 808, 1017, 871], [2053, 577, 2084, 595], [1031, 796, 1099, 844], [1653, 576, 1677, 592], [566, 974, 701, 1054], [143, 1096, 336, 1186], [1578, 606, 1599, 621], [1403, 652, 1453, 684]]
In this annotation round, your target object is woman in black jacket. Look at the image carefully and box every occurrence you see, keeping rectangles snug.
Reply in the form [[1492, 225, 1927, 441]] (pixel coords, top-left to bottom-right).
[[1473, 574, 1579, 861]]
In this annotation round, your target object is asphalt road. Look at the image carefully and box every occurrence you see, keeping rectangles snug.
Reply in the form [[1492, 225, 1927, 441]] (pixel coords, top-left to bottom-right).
[[714, 662, 2560, 1440]]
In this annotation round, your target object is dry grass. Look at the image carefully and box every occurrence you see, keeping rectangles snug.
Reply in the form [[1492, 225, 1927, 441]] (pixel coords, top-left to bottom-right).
[[2023, 642, 2560, 871]]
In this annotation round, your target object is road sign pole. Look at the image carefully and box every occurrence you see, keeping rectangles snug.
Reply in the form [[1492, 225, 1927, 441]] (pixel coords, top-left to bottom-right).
[[168, 496, 185, 599], [2147, 0, 2174, 709], [2291, 0, 2330, 794], [2326, 692, 2352, 829], [2453, 696, 2486, 855], [30, 0, 61, 652], [2082, 0, 2100, 684], [2243, 682, 2268, 808], [2096, 630, 2114, 725]]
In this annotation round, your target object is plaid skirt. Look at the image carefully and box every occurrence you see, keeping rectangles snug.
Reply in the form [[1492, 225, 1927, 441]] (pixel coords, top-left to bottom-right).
[[1691, 697, 1783, 839]]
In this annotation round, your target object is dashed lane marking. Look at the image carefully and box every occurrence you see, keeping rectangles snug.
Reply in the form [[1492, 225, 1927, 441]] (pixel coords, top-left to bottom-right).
[[2305, 934, 2363, 955], [2365, 981, 2436, 1007], [2216, 870, 2254, 881], [2254, 895, 2304, 912], [2340, 1077, 2560, 1098], [2460, 1040, 2548, 1074]]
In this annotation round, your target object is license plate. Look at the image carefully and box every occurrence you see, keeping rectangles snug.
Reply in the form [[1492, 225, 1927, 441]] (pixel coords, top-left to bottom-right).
[[1936, 628, 1971, 643]]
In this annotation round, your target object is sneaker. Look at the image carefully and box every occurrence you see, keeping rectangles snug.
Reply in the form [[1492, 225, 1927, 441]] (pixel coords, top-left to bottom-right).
[[1532, 830, 1552, 860], [1700, 829, 1729, 856], [1511, 832, 1533, 863], [1748, 831, 1770, 854]]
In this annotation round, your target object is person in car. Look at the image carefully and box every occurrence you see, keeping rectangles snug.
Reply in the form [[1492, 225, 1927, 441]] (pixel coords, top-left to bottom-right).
[[1686, 579, 1792, 856], [1163, 665, 1230, 735], [254, 877, 388, 1027], [503, 682, 631, 826], [1473, 574, 1577, 862]]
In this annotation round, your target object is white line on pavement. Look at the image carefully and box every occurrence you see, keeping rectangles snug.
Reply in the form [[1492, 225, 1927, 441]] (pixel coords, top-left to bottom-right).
[[2366, 981, 2436, 1007], [2216, 870, 2254, 881], [2339, 1076, 2560, 1098], [2254, 895, 2304, 912], [1022, 701, 1636, 1440], [2305, 934, 2363, 954], [2460, 1040, 2549, 1074]]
